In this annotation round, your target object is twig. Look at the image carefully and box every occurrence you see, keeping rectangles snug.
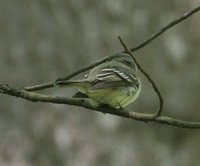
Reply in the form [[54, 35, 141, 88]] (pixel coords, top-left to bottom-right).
[[24, 5, 200, 92], [1, 83, 200, 129], [130, 5, 200, 52], [118, 36, 164, 117], [24, 55, 110, 91]]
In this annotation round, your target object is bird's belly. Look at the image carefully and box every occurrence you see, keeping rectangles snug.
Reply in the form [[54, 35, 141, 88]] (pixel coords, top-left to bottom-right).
[[87, 87, 139, 108]]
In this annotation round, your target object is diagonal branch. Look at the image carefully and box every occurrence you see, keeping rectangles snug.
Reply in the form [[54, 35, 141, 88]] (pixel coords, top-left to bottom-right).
[[24, 55, 110, 91], [118, 36, 164, 117], [130, 5, 200, 52], [24, 5, 200, 92], [1, 83, 200, 129]]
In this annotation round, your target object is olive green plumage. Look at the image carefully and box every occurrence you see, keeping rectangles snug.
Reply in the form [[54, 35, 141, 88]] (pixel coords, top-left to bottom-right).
[[54, 53, 141, 108]]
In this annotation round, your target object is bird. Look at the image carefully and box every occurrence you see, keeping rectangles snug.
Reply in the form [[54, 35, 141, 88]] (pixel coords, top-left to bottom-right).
[[54, 53, 141, 109]]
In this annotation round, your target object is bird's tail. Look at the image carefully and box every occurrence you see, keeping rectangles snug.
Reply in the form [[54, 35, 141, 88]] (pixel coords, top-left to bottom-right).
[[53, 79, 89, 88]]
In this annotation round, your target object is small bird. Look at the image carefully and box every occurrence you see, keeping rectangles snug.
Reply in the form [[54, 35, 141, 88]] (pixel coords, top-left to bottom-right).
[[54, 53, 141, 109]]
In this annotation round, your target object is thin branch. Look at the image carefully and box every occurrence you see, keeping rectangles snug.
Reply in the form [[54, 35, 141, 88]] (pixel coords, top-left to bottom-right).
[[118, 36, 164, 117], [24, 55, 110, 91], [1, 83, 200, 129], [130, 5, 200, 52], [24, 6, 200, 92]]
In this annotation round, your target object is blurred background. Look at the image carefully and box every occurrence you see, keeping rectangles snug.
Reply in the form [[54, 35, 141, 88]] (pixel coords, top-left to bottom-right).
[[0, 0, 200, 166]]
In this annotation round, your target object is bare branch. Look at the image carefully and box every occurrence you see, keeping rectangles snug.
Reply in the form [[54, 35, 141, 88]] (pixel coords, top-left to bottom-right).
[[118, 36, 164, 118], [24, 55, 111, 91], [130, 5, 200, 52], [1, 83, 200, 129]]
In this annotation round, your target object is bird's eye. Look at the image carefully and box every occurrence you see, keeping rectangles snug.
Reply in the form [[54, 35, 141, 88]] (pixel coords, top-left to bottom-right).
[[84, 74, 88, 78]]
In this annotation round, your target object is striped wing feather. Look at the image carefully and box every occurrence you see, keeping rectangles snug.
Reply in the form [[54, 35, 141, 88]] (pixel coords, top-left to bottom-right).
[[89, 68, 136, 90]]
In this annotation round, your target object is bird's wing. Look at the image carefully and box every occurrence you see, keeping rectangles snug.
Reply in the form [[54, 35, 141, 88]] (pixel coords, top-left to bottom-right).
[[89, 68, 137, 90], [96, 68, 132, 82]]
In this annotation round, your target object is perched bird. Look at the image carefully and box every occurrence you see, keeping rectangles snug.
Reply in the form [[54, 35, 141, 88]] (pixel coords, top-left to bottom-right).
[[54, 53, 141, 109]]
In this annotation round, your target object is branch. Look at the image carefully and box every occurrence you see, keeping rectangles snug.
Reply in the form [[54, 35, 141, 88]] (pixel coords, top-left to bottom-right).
[[118, 36, 164, 118], [1, 83, 200, 129], [130, 5, 200, 52], [24, 5, 200, 92], [24, 55, 110, 91]]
